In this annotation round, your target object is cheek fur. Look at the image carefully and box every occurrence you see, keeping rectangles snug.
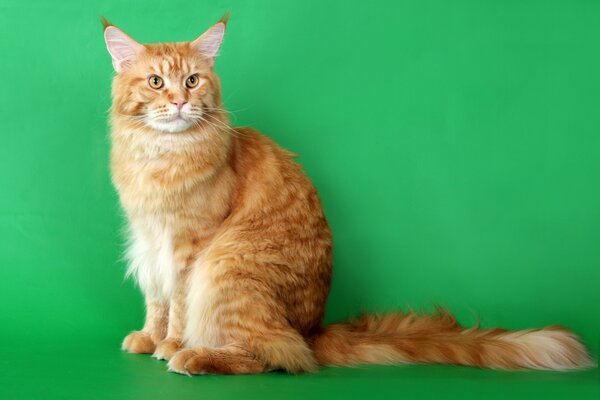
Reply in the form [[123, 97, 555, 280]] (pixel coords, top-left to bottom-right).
[[117, 83, 164, 117], [191, 80, 218, 108]]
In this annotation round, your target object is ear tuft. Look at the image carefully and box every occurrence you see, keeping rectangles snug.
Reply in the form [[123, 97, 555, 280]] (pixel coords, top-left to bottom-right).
[[100, 16, 111, 30], [191, 16, 229, 66], [103, 24, 143, 73], [219, 12, 231, 26]]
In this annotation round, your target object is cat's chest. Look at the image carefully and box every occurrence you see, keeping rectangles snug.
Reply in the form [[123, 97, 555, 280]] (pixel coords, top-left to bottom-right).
[[113, 162, 194, 213], [110, 137, 234, 220]]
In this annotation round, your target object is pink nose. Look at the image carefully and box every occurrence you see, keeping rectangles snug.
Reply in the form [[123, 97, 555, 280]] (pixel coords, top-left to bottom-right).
[[172, 101, 187, 110]]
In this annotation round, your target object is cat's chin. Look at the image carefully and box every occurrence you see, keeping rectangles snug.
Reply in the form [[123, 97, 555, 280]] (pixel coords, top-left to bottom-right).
[[146, 117, 193, 133]]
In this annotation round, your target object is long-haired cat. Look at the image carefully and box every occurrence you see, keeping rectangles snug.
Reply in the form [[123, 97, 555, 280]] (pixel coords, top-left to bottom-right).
[[102, 15, 591, 375]]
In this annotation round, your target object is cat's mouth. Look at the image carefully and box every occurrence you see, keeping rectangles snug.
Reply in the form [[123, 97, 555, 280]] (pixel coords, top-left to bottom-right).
[[170, 115, 187, 122], [146, 113, 194, 133]]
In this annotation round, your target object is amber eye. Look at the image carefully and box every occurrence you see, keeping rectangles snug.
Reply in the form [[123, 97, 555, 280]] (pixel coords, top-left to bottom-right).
[[148, 75, 164, 89], [186, 74, 200, 89]]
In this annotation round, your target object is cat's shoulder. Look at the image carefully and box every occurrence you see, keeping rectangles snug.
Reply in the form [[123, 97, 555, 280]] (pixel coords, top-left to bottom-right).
[[231, 126, 298, 160]]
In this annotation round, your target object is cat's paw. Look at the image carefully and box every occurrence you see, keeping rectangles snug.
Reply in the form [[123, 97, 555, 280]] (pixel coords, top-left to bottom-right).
[[153, 338, 182, 361], [167, 349, 199, 375], [122, 331, 156, 354]]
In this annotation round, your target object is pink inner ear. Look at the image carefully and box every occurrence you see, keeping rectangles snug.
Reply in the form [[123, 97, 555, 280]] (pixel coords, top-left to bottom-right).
[[192, 22, 225, 61], [104, 26, 143, 72]]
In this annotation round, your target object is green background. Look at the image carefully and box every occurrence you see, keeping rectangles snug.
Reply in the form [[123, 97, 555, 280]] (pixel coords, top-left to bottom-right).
[[0, 0, 598, 399]]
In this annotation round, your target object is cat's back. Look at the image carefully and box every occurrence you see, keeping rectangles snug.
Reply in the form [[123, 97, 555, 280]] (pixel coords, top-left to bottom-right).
[[228, 126, 319, 207], [218, 126, 332, 268]]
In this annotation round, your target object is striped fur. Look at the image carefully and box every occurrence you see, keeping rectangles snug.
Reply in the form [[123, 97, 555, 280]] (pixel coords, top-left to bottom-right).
[[310, 311, 592, 370]]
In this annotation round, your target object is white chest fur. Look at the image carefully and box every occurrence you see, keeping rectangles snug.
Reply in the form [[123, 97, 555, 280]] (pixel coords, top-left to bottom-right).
[[125, 214, 176, 301]]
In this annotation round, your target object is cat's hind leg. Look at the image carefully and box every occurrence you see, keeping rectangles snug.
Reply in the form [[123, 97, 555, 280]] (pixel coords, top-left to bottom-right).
[[168, 345, 266, 375], [175, 260, 318, 374], [168, 326, 317, 375]]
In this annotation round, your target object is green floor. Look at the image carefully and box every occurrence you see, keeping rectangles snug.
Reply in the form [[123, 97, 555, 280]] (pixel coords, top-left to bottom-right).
[[1, 0, 600, 399], [2, 333, 597, 400]]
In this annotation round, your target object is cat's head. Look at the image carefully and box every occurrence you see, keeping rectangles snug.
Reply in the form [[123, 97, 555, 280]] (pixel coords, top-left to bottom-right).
[[103, 16, 227, 134]]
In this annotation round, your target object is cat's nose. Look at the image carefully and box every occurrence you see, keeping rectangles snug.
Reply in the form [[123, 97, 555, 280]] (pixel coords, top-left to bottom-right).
[[172, 101, 187, 110]]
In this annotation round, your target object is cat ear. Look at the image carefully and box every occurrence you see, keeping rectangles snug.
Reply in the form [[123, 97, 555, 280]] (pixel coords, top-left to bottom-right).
[[191, 14, 229, 66], [102, 19, 144, 73]]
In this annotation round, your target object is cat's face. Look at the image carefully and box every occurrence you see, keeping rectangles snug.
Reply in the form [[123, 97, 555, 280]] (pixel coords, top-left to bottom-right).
[[104, 18, 226, 134]]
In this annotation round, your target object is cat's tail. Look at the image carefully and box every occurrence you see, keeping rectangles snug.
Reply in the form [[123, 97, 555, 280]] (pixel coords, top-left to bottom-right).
[[309, 309, 593, 370]]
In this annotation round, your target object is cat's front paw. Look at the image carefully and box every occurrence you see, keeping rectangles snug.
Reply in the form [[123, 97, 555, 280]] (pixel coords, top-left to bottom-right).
[[153, 338, 182, 360], [122, 331, 156, 354]]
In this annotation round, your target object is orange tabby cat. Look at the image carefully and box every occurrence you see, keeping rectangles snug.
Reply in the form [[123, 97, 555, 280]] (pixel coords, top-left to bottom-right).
[[103, 16, 592, 375]]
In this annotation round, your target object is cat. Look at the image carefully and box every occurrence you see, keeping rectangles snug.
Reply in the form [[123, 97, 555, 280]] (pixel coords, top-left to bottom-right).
[[102, 15, 592, 375]]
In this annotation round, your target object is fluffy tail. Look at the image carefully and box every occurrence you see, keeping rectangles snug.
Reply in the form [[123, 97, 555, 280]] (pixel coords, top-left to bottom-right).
[[310, 310, 593, 370]]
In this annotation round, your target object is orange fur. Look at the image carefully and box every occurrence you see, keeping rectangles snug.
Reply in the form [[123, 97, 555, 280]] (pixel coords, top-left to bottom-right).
[[310, 311, 592, 370], [104, 18, 592, 375]]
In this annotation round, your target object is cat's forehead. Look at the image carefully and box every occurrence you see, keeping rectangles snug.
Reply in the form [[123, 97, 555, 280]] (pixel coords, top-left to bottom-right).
[[140, 43, 209, 76]]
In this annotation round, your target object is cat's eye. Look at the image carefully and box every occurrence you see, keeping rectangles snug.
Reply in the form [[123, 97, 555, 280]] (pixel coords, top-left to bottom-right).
[[186, 74, 200, 89], [148, 75, 164, 89]]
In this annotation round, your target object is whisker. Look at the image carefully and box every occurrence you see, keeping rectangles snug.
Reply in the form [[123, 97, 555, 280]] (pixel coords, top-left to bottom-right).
[[200, 114, 250, 139]]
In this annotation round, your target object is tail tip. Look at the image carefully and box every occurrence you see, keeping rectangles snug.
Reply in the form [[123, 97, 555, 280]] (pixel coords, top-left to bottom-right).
[[513, 328, 594, 371]]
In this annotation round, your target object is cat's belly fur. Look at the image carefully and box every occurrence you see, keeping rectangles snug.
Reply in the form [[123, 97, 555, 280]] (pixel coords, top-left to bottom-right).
[[126, 214, 176, 302]]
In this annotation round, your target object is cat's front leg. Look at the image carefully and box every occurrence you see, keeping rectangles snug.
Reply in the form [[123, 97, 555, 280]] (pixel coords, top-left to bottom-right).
[[122, 299, 168, 353], [153, 267, 189, 360]]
